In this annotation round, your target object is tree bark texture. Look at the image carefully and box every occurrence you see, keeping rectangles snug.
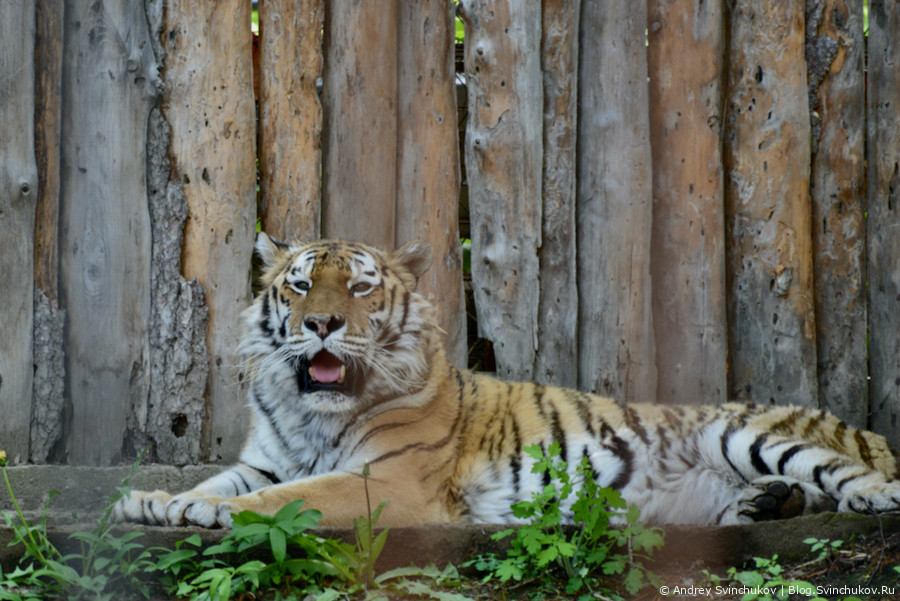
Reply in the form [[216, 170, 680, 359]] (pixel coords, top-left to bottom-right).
[[577, 0, 657, 402], [866, 1, 900, 447], [0, 1, 39, 464], [163, 0, 256, 463], [257, 0, 324, 243], [648, 0, 727, 405], [806, 0, 867, 426], [724, 1, 817, 407], [322, 0, 398, 248], [395, 0, 466, 367], [460, 0, 543, 383], [534, 0, 579, 389]]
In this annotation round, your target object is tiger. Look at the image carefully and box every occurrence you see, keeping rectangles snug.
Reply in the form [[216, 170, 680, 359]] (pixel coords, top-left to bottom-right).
[[114, 235, 900, 529]]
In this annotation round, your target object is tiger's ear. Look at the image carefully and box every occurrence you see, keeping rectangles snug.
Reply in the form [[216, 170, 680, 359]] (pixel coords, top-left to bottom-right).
[[255, 232, 290, 269], [392, 240, 433, 281]]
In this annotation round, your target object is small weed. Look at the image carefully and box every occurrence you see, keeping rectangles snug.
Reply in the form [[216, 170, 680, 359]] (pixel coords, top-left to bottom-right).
[[0, 449, 157, 601], [154, 499, 340, 600], [803, 537, 844, 564], [702, 538, 860, 601], [466, 441, 663, 600]]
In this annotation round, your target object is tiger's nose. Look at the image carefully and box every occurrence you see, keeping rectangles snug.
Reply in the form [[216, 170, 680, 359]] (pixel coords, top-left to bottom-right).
[[303, 313, 346, 339]]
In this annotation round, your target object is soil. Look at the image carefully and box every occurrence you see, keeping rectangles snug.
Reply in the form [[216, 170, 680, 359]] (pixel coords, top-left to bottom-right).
[[455, 523, 900, 601]]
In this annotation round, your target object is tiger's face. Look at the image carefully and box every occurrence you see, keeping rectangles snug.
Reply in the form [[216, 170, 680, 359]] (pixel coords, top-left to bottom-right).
[[241, 235, 437, 414]]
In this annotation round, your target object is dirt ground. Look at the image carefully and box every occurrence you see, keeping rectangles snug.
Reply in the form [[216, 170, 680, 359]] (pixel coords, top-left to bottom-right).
[[465, 532, 900, 601]]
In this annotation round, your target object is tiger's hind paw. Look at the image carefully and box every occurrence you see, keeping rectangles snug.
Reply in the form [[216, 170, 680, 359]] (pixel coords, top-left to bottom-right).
[[719, 476, 836, 525], [839, 482, 900, 516]]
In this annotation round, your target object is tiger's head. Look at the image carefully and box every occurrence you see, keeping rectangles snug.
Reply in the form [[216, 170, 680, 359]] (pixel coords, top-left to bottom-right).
[[240, 234, 439, 414]]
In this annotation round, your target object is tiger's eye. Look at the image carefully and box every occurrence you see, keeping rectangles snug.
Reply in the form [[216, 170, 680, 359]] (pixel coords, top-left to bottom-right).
[[351, 282, 372, 295]]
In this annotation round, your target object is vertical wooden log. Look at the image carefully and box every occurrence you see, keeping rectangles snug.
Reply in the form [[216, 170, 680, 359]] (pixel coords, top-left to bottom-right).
[[164, 0, 256, 463], [867, 1, 900, 446], [33, 0, 63, 304], [31, 0, 67, 462], [533, 0, 579, 388], [0, 1, 38, 464], [459, 0, 543, 382], [807, 0, 866, 426], [577, 0, 657, 402], [134, 4, 212, 466], [724, 2, 817, 407], [321, 1, 398, 248], [647, 0, 727, 405], [395, 0, 466, 366], [59, 1, 156, 465], [258, 0, 324, 243]]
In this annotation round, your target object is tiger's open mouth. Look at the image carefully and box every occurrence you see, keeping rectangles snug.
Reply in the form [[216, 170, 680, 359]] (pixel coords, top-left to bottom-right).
[[295, 350, 360, 394]]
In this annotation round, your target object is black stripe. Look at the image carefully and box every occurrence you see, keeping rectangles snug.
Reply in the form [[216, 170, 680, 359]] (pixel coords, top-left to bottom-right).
[[509, 413, 523, 494], [853, 430, 874, 468], [833, 420, 847, 448], [349, 393, 448, 455], [540, 442, 552, 488], [259, 293, 275, 338], [234, 471, 252, 494], [776, 443, 808, 474], [510, 453, 522, 494], [721, 424, 750, 484], [836, 472, 865, 492], [656, 424, 670, 458], [609, 435, 633, 490], [661, 408, 681, 431], [399, 289, 411, 332], [749, 433, 772, 475], [246, 465, 283, 485], [573, 391, 596, 437], [812, 464, 826, 489], [369, 415, 459, 465], [618, 400, 650, 446], [250, 387, 292, 452], [582, 447, 600, 482], [550, 407, 567, 466]]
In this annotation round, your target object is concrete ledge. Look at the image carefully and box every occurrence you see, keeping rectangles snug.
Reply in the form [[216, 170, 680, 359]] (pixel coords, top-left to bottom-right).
[[3, 511, 897, 575], [1, 464, 221, 515], [3, 465, 899, 576]]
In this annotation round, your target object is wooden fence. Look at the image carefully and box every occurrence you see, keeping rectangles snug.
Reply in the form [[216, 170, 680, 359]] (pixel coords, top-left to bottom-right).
[[1, 0, 898, 467]]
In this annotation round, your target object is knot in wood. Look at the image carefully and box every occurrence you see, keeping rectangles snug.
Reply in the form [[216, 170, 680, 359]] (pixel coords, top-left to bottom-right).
[[772, 265, 792, 297]]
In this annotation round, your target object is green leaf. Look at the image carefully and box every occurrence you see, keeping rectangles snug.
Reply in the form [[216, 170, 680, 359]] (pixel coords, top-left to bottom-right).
[[370, 528, 389, 561], [154, 548, 198, 571], [273, 499, 306, 525], [494, 560, 524, 583], [623, 566, 647, 594], [269, 527, 287, 565], [734, 569, 764, 587]]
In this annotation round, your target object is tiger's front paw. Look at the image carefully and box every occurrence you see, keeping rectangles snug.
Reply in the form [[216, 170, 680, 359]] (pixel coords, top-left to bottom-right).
[[114, 489, 173, 525], [839, 482, 900, 515], [164, 492, 240, 528]]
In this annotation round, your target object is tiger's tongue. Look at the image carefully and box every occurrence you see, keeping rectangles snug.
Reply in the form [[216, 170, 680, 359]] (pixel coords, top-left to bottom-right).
[[311, 351, 343, 383]]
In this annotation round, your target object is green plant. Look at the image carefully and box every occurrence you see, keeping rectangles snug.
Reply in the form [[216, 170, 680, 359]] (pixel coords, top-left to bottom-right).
[[0, 449, 159, 601], [803, 537, 844, 564], [312, 463, 472, 600], [155, 499, 338, 601], [704, 540, 866, 601], [467, 442, 663, 600]]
